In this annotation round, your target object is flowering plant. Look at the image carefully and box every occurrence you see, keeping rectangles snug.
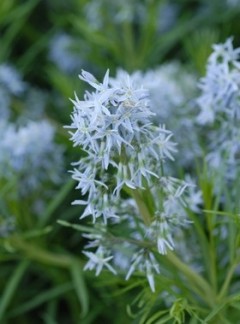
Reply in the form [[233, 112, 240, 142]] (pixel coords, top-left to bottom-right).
[[65, 41, 240, 321], [66, 69, 194, 289]]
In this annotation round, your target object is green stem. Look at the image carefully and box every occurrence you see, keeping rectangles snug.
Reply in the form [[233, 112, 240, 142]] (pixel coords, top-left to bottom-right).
[[108, 233, 216, 307], [122, 20, 136, 71], [130, 189, 152, 226], [218, 261, 238, 301], [121, 149, 152, 225], [8, 236, 72, 268], [208, 237, 217, 292], [39, 179, 75, 227], [166, 251, 216, 307], [200, 166, 217, 292]]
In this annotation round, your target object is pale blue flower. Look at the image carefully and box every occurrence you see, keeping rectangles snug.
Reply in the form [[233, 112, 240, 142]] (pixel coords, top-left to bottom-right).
[[226, 0, 240, 7], [0, 216, 15, 238], [0, 63, 26, 120], [147, 214, 175, 255], [113, 64, 201, 167], [126, 249, 160, 292], [157, 2, 179, 32], [0, 64, 26, 95], [184, 175, 202, 213], [0, 62, 48, 122], [145, 177, 191, 254], [83, 246, 117, 276], [0, 88, 10, 119], [49, 32, 82, 73], [83, 0, 145, 28]]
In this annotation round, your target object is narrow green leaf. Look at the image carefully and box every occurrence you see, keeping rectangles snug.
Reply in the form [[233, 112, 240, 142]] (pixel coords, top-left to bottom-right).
[[204, 303, 227, 321], [21, 226, 52, 239], [230, 302, 240, 310], [0, 0, 40, 60], [39, 180, 75, 227], [0, 260, 29, 321], [57, 220, 96, 234], [17, 28, 54, 73], [70, 260, 89, 317], [146, 313, 171, 324], [7, 282, 73, 318]]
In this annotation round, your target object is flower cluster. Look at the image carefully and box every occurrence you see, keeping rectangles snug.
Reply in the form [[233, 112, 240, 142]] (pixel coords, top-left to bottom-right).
[[0, 64, 26, 119], [113, 64, 201, 168], [0, 63, 26, 96], [0, 120, 64, 195], [83, 0, 179, 33], [68, 69, 192, 291], [83, 0, 146, 27], [196, 37, 240, 182], [0, 61, 65, 234], [68, 70, 178, 220], [114, 63, 196, 121], [0, 215, 15, 238], [49, 32, 83, 74], [197, 37, 240, 124], [0, 63, 48, 122]]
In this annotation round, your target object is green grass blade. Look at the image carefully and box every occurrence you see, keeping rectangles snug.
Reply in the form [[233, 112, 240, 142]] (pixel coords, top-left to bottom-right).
[[70, 260, 89, 318], [7, 282, 73, 318], [146, 313, 171, 324], [39, 179, 75, 227], [0, 259, 29, 321], [203, 302, 227, 322], [0, 0, 40, 60]]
